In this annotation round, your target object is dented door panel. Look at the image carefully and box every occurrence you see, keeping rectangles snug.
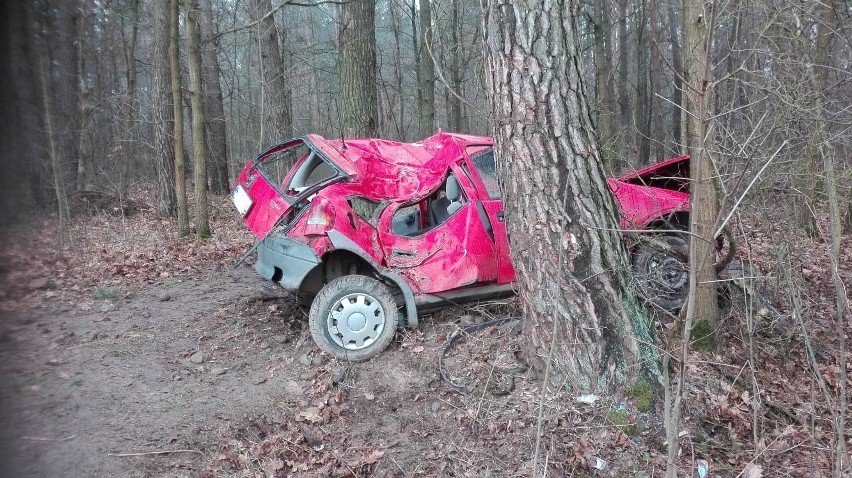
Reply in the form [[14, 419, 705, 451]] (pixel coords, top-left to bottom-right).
[[378, 203, 498, 295]]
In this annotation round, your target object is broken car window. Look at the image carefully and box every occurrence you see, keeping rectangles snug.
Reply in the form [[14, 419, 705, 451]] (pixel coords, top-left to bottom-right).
[[285, 148, 337, 197], [468, 148, 501, 199], [257, 141, 309, 189], [348, 196, 381, 224]]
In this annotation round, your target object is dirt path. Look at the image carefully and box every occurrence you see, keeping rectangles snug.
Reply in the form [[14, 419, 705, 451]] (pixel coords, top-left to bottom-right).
[[0, 263, 535, 477], [0, 267, 320, 477]]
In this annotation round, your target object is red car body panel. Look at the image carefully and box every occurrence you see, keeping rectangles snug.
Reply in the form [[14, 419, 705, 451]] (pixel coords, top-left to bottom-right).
[[232, 132, 690, 318]]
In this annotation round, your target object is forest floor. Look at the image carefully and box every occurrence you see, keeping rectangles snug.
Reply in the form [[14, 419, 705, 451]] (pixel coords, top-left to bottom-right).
[[0, 187, 849, 477]]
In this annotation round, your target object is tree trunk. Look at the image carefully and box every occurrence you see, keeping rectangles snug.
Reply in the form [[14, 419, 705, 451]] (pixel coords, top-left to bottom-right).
[[186, 0, 210, 238], [338, 0, 378, 137], [198, 0, 229, 195], [76, 0, 95, 192], [482, 0, 659, 394], [389, 0, 405, 138], [152, 0, 177, 217], [635, 2, 652, 163], [446, 0, 463, 132], [682, 0, 719, 338], [617, 0, 631, 159], [120, 0, 139, 198], [39, 42, 71, 229], [666, 0, 683, 149], [418, 0, 435, 138], [53, 2, 81, 193], [593, 0, 615, 167], [0, 2, 40, 219], [249, 0, 293, 144], [170, 0, 189, 237]]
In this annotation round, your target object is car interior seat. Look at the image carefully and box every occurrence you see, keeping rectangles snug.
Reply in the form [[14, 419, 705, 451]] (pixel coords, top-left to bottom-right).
[[429, 175, 462, 226]]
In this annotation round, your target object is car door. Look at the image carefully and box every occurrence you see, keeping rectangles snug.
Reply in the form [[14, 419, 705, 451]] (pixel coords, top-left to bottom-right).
[[463, 146, 516, 284], [377, 172, 498, 294]]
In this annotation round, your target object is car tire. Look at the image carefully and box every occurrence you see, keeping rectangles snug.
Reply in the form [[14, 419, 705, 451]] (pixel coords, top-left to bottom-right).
[[632, 233, 690, 311], [309, 275, 398, 362]]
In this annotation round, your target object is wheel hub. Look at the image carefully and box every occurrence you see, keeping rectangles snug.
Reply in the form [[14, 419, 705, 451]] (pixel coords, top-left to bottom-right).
[[327, 292, 386, 351], [651, 256, 688, 291]]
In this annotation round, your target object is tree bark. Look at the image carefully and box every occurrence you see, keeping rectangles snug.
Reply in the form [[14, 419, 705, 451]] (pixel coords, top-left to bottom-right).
[[338, 0, 378, 137], [446, 0, 463, 132], [417, 0, 435, 137], [39, 40, 71, 229], [593, 0, 615, 166], [152, 0, 177, 216], [120, 0, 139, 198], [77, 0, 95, 192], [666, 0, 683, 149], [482, 0, 659, 393], [186, 0, 210, 237], [249, 0, 293, 144], [198, 0, 229, 195], [635, 2, 652, 163], [682, 0, 719, 341], [170, 0, 189, 236]]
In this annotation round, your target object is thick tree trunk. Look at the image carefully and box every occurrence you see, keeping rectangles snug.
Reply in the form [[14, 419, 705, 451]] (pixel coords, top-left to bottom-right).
[[250, 0, 292, 144], [417, 0, 435, 137], [338, 0, 378, 137], [482, 0, 659, 392], [0, 2, 39, 219], [152, 0, 177, 217], [186, 0, 210, 238], [198, 0, 229, 195], [170, 0, 189, 236]]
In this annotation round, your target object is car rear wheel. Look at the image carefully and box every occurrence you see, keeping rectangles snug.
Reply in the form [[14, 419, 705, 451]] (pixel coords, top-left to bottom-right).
[[309, 275, 398, 361], [632, 233, 690, 311]]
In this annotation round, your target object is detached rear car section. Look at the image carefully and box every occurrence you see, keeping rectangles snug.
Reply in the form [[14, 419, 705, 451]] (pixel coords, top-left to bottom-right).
[[232, 133, 693, 361]]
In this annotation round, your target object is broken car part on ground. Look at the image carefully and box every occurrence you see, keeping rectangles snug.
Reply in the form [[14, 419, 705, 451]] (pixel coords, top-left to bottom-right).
[[231, 132, 696, 361]]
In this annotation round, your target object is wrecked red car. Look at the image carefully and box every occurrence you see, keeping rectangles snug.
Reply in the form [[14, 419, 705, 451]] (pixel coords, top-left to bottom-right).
[[231, 132, 690, 361]]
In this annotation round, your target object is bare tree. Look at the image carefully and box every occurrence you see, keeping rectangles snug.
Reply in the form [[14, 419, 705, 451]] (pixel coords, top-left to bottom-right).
[[198, 0, 229, 194], [119, 0, 139, 197], [170, 0, 189, 236], [682, 0, 720, 343], [152, 0, 177, 217], [186, 0, 210, 237]]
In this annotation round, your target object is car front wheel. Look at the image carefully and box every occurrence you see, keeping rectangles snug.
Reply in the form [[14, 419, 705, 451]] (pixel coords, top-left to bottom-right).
[[632, 233, 690, 311], [308, 275, 398, 361]]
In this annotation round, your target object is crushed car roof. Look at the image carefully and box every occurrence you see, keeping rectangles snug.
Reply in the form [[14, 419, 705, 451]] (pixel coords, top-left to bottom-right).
[[307, 132, 491, 202]]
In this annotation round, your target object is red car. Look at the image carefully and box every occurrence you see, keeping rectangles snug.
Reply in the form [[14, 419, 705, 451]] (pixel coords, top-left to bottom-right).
[[231, 132, 691, 361]]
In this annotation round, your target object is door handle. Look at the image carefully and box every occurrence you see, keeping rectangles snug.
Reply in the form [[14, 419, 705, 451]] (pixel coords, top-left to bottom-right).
[[496, 211, 505, 222]]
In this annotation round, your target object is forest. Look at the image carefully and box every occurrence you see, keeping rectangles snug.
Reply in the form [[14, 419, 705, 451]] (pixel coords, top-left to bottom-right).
[[0, 0, 850, 476]]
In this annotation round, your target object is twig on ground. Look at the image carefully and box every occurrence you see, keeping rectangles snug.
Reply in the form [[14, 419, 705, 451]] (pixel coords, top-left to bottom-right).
[[108, 449, 203, 457], [22, 435, 76, 442]]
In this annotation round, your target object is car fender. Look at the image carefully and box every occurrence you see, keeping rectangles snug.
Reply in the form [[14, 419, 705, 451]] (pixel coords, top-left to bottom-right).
[[326, 229, 419, 329]]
